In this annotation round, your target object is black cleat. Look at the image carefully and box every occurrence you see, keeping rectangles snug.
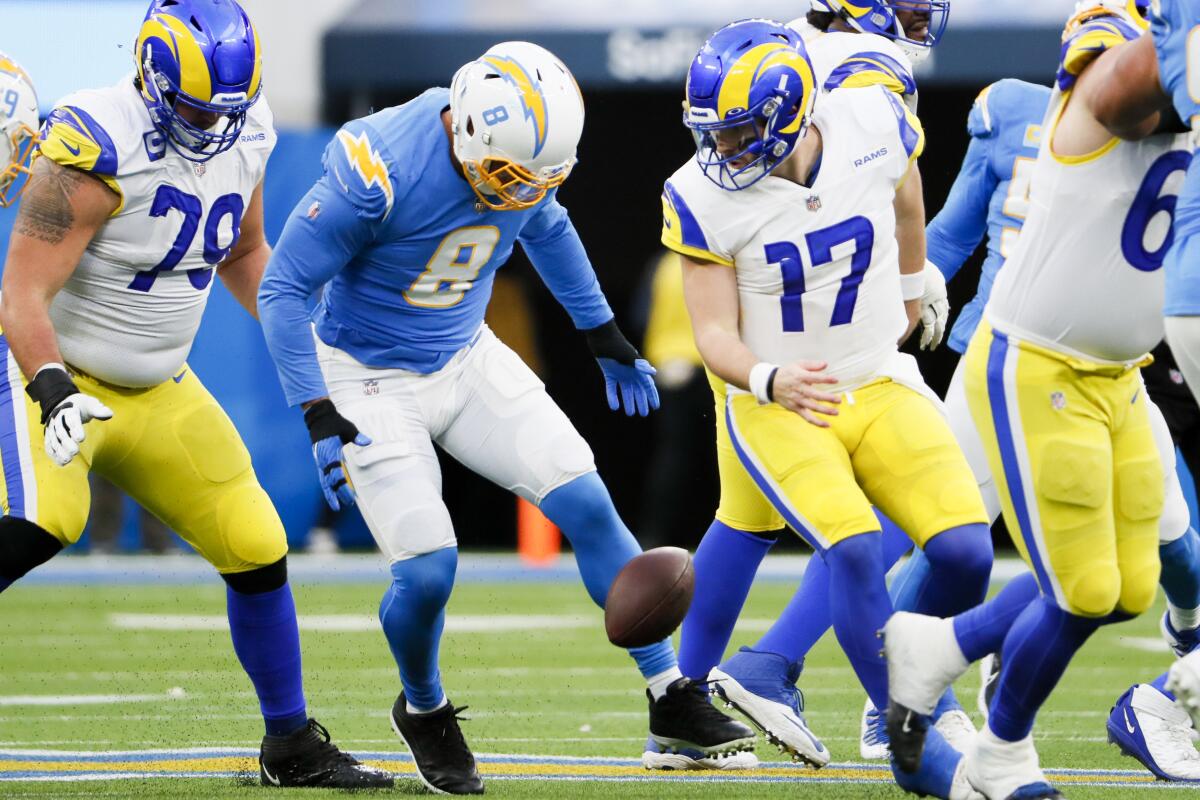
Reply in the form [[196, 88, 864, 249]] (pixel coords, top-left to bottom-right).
[[885, 702, 929, 774], [391, 693, 484, 795], [259, 718, 393, 788], [647, 677, 757, 757]]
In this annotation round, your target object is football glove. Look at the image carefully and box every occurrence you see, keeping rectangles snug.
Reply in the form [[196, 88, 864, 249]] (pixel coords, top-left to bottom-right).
[[303, 399, 372, 512], [918, 261, 950, 351], [584, 319, 660, 417], [26, 365, 113, 467]]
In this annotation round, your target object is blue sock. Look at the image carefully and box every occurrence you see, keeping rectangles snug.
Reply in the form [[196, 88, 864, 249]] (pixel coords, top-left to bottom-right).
[[889, 548, 929, 611], [914, 523, 993, 618], [989, 596, 1102, 741], [826, 532, 891, 710], [1151, 671, 1174, 698], [226, 583, 307, 736], [380, 548, 457, 711], [753, 512, 911, 664], [952, 572, 1040, 662], [1160, 528, 1200, 610], [540, 472, 677, 679], [678, 521, 776, 678]]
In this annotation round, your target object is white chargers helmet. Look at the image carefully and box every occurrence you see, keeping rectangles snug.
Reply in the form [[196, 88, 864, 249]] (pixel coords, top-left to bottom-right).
[[0, 52, 38, 208], [450, 41, 584, 211]]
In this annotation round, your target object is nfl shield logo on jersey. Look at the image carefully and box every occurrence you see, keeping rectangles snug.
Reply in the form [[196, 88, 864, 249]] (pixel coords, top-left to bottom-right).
[[363, 379, 380, 396], [1050, 391, 1067, 411], [806, 195, 821, 212]]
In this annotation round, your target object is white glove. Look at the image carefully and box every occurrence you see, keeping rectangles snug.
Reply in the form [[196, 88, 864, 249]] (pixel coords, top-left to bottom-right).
[[918, 260, 950, 351], [44, 393, 113, 466]]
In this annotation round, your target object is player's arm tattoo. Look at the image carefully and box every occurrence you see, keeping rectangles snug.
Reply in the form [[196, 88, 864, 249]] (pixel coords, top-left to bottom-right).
[[13, 158, 89, 245]]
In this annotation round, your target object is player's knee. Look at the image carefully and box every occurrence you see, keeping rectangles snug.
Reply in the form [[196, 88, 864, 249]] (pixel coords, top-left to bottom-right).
[[221, 556, 288, 595], [216, 483, 289, 569], [0, 516, 64, 581], [1117, 564, 1161, 616], [924, 523, 993, 590], [540, 471, 621, 539], [825, 531, 885, 584], [1061, 566, 1122, 618], [386, 547, 457, 616]]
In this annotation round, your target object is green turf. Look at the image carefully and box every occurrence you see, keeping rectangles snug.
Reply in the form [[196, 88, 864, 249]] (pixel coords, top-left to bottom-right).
[[0, 574, 1183, 797]]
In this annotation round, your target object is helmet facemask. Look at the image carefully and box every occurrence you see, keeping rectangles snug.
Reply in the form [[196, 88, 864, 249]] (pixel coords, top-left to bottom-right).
[[0, 120, 37, 208], [687, 94, 811, 191], [140, 53, 254, 163]]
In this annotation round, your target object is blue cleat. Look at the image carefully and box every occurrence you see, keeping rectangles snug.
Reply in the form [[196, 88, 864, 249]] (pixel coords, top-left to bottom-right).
[[1106, 684, 1200, 781], [890, 726, 981, 799], [1162, 612, 1200, 659], [709, 647, 830, 767]]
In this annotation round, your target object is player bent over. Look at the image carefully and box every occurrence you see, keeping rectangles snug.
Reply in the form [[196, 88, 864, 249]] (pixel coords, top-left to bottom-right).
[[669, 20, 991, 800], [258, 41, 754, 795], [0, 2, 389, 789]]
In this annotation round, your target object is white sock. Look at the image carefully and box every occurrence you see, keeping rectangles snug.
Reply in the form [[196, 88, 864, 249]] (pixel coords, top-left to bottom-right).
[[647, 666, 683, 700], [1170, 602, 1200, 633], [407, 695, 449, 715]]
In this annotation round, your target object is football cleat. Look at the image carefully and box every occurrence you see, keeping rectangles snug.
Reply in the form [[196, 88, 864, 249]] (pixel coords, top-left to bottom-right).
[[883, 612, 970, 773], [861, 699, 890, 760], [709, 647, 831, 767], [890, 725, 983, 800], [965, 727, 1060, 800], [1169, 650, 1200, 731], [978, 652, 1002, 720], [390, 694, 483, 795], [641, 736, 760, 770], [1162, 611, 1200, 659], [935, 708, 978, 756], [258, 718, 393, 789], [646, 677, 757, 762], [1107, 684, 1200, 780]]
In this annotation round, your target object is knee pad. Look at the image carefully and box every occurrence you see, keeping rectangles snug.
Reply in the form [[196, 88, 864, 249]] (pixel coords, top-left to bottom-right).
[[1118, 562, 1161, 616], [387, 548, 458, 615], [0, 516, 63, 580], [1115, 457, 1164, 525], [222, 556, 288, 594], [215, 482, 289, 569], [925, 524, 994, 585], [1061, 566, 1122, 618]]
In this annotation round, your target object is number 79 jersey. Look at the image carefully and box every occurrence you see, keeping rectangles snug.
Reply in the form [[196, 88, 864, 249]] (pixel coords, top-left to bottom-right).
[[661, 86, 923, 390], [35, 76, 275, 388]]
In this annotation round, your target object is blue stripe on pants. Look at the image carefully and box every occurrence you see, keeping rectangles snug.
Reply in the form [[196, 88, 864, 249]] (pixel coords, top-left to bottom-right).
[[0, 336, 26, 518]]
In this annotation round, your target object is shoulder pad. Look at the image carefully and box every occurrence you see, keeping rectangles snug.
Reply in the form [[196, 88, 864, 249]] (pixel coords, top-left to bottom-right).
[[39, 102, 120, 176], [882, 88, 925, 162], [823, 47, 917, 99], [660, 166, 734, 266], [969, 79, 1052, 139], [1056, 13, 1141, 91], [967, 83, 999, 138], [323, 119, 397, 220]]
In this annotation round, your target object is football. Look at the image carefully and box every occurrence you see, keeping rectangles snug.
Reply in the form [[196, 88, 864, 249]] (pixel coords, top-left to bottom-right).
[[604, 547, 695, 648]]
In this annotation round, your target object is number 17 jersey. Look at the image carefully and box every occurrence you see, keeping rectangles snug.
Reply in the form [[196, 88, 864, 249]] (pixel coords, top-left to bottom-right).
[[661, 86, 923, 390]]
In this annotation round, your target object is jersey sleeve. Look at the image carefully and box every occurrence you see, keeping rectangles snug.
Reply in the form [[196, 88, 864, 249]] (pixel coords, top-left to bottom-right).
[[822, 49, 917, 100], [518, 195, 615, 330], [882, 89, 926, 181], [926, 136, 996, 280], [966, 83, 999, 138], [38, 102, 124, 212], [322, 119, 400, 222], [1056, 13, 1142, 91], [660, 179, 734, 266]]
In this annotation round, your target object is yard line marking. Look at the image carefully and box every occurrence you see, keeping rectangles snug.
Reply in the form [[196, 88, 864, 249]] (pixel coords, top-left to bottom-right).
[[1120, 636, 1173, 653], [0, 694, 183, 707], [108, 613, 598, 633]]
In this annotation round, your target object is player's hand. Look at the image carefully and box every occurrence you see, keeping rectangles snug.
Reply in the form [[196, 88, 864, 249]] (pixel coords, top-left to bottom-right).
[[303, 398, 372, 512], [918, 262, 949, 351], [597, 357, 661, 417], [772, 360, 841, 428], [25, 365, 113, 467]]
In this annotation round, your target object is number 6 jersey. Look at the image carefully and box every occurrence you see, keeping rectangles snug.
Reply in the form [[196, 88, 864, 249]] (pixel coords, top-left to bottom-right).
[[36, 75, 275, 387], [661, 85, 923, 391]]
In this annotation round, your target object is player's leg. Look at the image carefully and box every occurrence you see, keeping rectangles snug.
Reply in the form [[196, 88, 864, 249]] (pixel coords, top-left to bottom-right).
[[432, 330, 754, 767], [99, 369, 389, 790]]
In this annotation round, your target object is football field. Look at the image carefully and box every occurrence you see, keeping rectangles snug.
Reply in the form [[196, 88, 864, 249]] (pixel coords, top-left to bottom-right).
[[0, 555, 1188, 798]]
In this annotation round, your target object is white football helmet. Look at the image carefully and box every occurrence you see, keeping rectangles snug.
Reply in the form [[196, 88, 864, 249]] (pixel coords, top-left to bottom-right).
[[0, 52, 38, 208], [450, 41, 584, 211]]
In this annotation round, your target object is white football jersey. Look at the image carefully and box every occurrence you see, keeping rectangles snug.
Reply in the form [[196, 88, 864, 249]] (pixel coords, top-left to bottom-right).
[[986, 88, 1191, 364], [662, 86, 923, 392], [788, 17, 918, 111], [36, 75, 275, 387]]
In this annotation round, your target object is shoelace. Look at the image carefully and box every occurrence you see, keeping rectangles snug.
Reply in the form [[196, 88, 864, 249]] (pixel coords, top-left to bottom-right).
[[863, 708, 887, 746], [305, 720, 363, 767], [1159, 717, 1200, 763], [432, 705, 475, 769]]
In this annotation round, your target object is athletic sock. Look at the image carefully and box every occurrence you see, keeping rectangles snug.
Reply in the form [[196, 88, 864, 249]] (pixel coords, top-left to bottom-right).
[[380, 548, 458, 713], [646, 666, 684, 700], [1151, 671, 1174, 698], [406, 697, 449, 715], [952, 572, 1040, 663], [913, 523, 993, 618], [1160, 529, 1200, 630], [226, 582, 308, 736], [988, 596, 1102, 741], [677, 520, 776, 678], [826, 532, 891, 710], [753, 512, 911, 664]]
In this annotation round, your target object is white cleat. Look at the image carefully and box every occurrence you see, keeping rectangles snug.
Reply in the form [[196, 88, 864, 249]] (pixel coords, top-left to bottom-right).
[[1106, 684, 1200, 780], [708, 666, 831, 768], [966, 727, 1060, 800], [1168, 651, 1200, 738], [935, 708, 978, 755], [860, 698, 890, 760], [641, 737, 760, 770]]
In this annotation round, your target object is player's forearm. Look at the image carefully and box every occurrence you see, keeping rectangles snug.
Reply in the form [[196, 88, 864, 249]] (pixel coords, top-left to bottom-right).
[[692, 323, 758, 393], [258, 277, 332, 408], [522, 207, 614, 329], [220, 240, 271, 320], [0, 292, 66, 380], [1087, 34, 1169, 140]]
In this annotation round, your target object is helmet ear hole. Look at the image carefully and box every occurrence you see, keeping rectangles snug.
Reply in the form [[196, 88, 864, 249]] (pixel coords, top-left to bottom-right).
[[466, 116, 475, 137]]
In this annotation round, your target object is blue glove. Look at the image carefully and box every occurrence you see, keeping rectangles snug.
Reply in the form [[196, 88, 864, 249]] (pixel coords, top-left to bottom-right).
[[303, 399, 372, 511], [597, 357, 660, 417]]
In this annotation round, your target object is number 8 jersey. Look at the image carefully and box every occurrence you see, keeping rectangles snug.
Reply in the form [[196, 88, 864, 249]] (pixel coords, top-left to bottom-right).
[[661, 85, 923, 391], [36, 75, 275, 387]]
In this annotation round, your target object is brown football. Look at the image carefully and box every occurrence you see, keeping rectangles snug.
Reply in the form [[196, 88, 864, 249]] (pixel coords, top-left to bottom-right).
[[604, 547, 695, 648]]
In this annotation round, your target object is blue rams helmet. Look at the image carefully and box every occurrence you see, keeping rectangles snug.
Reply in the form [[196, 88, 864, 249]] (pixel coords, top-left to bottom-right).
[[135, 0, 262, 162], [683, 20, 817, 191], [823, 1, 951, 56]]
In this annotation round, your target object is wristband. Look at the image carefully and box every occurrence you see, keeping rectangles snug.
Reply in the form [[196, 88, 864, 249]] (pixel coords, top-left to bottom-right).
[[748, 362, 779, 405], [25, 365, 78, 425], [303, 398, 354, 445], [583, 319, 640, 366], [900, 270, 925, 301]]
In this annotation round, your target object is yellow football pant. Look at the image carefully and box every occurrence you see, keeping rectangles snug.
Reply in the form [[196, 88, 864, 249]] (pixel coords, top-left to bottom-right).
[[964, 323, 1162, 617], [0, 347, 286, 574]]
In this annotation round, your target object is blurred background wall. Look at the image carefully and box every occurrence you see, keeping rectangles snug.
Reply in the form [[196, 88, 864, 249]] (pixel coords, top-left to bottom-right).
[[1, 0, 1194, 553]]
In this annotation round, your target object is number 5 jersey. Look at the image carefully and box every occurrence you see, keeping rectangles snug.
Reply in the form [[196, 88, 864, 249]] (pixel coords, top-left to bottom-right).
[[661, 84, 924, 393], [36, 75, 275, 388]]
